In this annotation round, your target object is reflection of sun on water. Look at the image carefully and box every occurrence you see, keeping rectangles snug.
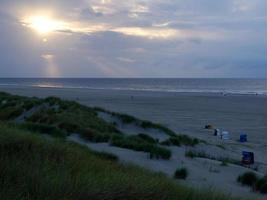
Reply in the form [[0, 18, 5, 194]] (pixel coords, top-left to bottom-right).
[[42, 54, 60, 77], [22, 16, 66, 35]]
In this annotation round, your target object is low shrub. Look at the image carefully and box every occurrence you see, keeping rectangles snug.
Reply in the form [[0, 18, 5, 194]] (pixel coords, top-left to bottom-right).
[[237, 172, 259, 187], [174, 168, 188, 180], [237, 172, 267, 194], [255, 175, 267, 193]]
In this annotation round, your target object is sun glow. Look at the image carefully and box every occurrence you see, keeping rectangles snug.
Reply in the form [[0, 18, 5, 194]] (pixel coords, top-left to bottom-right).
[[23, 16, 66, 34]]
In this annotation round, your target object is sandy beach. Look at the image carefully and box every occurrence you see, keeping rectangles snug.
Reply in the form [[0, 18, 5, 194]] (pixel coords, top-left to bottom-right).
[[1, 85, 267, 199]]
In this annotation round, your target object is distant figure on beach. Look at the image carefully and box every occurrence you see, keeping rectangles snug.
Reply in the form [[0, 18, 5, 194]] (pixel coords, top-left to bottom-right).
[[205, 124, 213, 129], [214, 129, 220, 136]]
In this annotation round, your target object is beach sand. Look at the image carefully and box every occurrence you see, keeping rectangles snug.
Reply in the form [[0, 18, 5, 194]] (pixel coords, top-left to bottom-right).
[[1, 86, 267, 199]]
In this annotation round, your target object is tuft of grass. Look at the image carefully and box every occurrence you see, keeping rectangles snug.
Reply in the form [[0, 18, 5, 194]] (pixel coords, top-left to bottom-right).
[[185, 150, 246, 171], [140, 121, 176, 136], [185, 150, 197, 158], [216, 144, 226, 150], [220, 160, 228, 167], [137, 133, 157, 144], [111, 135, 171, 160], [94, 107, 176, 137], [113, 113, 137, 124], [80, 128, 114, 143], [174, 168, 188, 180]]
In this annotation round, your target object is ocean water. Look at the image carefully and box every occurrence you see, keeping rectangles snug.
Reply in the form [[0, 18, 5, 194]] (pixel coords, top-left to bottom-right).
[[0, 78, 267, 145], [0, 78, 267, 95]]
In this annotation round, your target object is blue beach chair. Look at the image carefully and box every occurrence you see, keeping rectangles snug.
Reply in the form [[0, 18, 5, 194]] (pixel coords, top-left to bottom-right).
[[242, 151, 254, 165], [240, 134, 247, 143]]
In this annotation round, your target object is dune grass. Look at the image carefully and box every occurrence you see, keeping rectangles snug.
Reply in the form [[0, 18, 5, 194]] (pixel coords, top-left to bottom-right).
[[161, 135, 199, 147], [0, 93, 120, 142], [0, 93, 200, 149], [185, 150, 240, 165], [111, 134, 172, 160], [19, 122, 66, 138], [237, 172, 267, 194], [0, 122, 233, 200], [94, 107, 177, 136]]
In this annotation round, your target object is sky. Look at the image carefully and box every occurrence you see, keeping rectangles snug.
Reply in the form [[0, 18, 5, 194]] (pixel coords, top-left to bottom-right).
[[0, 0, 267, 78]]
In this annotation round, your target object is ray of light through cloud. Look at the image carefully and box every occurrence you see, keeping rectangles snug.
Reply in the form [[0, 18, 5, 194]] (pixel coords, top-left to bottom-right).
[[0, 0, 267, 77]]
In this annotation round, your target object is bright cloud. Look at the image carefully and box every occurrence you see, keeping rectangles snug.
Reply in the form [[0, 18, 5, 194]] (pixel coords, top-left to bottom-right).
[[0, 0, 267, 77]]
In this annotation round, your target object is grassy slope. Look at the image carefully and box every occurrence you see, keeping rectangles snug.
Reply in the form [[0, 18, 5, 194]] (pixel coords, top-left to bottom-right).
[[0, 92, 200, 160], [0, 123, 232, 200]]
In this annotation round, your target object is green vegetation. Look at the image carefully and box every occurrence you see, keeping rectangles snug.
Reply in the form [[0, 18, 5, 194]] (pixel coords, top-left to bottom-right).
[[174, 168, 188, 180], [237, 172, 258, 187], [94, 107, 177, 136], [161, 135, 199, 147], [216, 144, 226, 150], [0, 92, 120, 142], [19, 122, 66, 138], [185, 150, 197, 158], [95, 107, 201, 147], [111, 134, 171, 160], [137, 133, 157, 144], [237, 172, 267, 194], [185, 150, 240, 166], [255, 175, 267, 194], [220, 160, 228, 167], [0, 122, 233, 200], [80, 128, 116, 143], [0, 106, 24, 120], [140, 120, 176, 136], [0, 92, 200, 152]]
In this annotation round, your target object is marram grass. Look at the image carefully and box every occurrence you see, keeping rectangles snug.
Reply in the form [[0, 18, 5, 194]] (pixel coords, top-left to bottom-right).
[[0, 122, 234, 200]]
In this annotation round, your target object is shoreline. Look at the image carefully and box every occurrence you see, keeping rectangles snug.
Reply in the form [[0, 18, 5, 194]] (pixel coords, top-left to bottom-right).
[[1, 84, 267, 97]]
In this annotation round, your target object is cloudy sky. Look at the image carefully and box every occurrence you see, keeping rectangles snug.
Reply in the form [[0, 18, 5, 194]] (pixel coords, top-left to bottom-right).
[[0, 0, 267, 78]]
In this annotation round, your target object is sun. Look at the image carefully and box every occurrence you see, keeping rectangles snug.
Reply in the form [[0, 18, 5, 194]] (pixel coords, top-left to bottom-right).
[[23, 16, 65, 35]]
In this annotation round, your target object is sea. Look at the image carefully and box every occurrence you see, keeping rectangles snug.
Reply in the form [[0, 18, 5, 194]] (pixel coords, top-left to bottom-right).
[[0, 78, 267, 95]]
